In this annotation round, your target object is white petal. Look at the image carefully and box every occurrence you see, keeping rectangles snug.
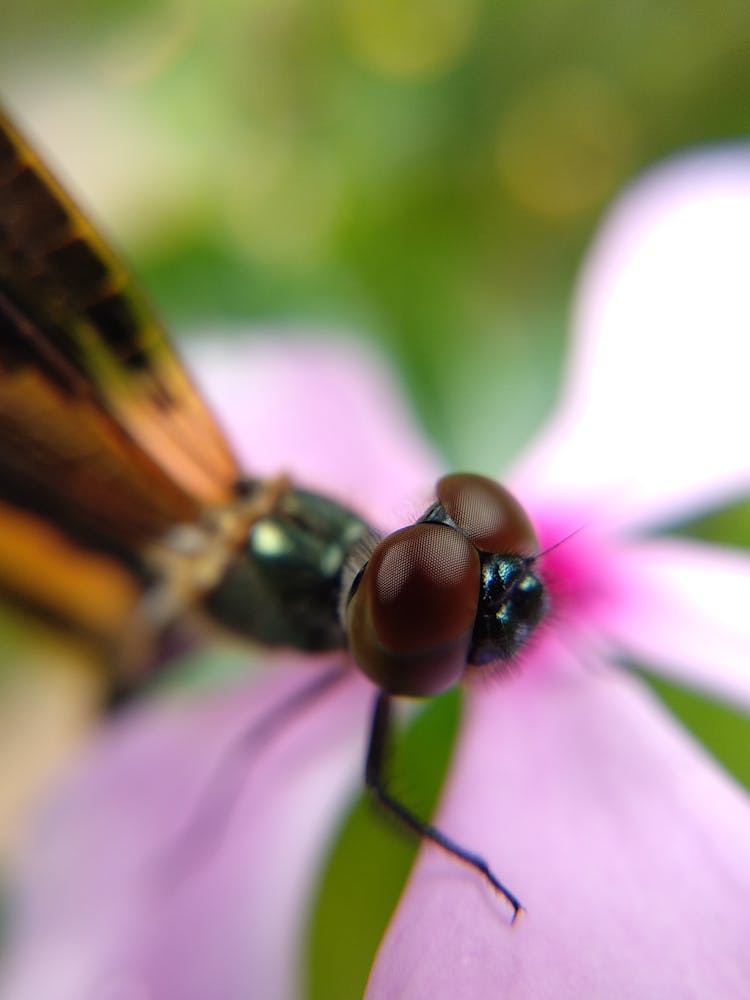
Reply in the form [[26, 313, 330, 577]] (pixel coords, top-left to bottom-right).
[[512, 148, 750, 529], [599, 536, 750, 709]]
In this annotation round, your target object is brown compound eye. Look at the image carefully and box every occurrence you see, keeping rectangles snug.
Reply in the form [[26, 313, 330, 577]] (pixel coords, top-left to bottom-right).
[[437, 473, 539, 555], [346, 522, 480, 697]]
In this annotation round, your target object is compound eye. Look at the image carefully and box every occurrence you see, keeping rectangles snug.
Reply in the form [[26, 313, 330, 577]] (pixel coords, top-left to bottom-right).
[[437, 473, 539, 555], [347, 523, 480, 697]]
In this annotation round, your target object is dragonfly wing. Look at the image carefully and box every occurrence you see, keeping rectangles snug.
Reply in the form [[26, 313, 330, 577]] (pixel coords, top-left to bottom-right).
[[0, 106, 241, 507], [0, 105, 242, 639]]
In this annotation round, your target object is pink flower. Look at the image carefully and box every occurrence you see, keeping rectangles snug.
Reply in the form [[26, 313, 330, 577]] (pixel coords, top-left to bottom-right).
[[2, 148, 750, 1000]]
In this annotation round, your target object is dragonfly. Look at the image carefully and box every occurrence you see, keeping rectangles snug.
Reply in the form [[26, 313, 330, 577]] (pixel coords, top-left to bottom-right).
[[0, 103, 548, 920]]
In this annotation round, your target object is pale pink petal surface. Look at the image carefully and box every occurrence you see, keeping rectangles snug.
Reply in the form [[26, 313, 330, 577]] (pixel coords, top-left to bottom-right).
[[513, 149, 750, 528], [600, 538, 750, 708], [187, 334, 441, 529], [0, 663, 372, 1000], [367, 659, 750, 998]]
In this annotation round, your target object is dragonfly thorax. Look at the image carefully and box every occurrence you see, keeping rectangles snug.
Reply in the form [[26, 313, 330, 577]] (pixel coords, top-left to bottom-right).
[[205, 487, 375, 652]]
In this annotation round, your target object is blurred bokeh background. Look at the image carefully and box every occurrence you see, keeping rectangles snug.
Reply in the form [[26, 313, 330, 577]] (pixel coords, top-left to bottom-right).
[[2, 0, 748, 470], [1, 2, 749, 997]]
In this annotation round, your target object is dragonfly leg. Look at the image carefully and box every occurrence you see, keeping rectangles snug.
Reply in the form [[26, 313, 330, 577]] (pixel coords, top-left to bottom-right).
[[364, 690, 523, 923], [150, 662, 350, 889]]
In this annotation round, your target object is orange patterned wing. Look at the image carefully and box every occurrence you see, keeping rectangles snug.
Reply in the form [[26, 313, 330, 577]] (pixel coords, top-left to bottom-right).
[[0, 104, 241, 636], [0, 106, 240, 508]]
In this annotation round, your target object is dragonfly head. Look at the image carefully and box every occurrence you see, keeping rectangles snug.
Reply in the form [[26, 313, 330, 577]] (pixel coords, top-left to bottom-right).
[[345, 474, 547, 696]]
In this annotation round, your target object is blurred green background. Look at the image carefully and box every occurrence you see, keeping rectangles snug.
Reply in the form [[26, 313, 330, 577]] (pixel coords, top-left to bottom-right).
[[1, 2, 749, 997], [2, 0, 748, 472]]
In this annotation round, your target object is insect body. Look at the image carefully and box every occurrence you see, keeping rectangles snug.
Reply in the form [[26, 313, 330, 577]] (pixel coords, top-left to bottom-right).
[[0, 105, 546, 918]]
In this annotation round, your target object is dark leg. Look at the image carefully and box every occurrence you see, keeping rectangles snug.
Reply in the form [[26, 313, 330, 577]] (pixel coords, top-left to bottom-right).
[[364, 691, 523, 923], [151, 662, 350, 888]]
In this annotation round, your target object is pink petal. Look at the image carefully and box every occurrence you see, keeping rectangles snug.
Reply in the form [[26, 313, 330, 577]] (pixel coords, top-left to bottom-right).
[[367, 656, 750, 998], [512, 149, 750, 529], [186, 334, 441, 529], [599, 537, 750, 709], [0, 661, 373, 1000]]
